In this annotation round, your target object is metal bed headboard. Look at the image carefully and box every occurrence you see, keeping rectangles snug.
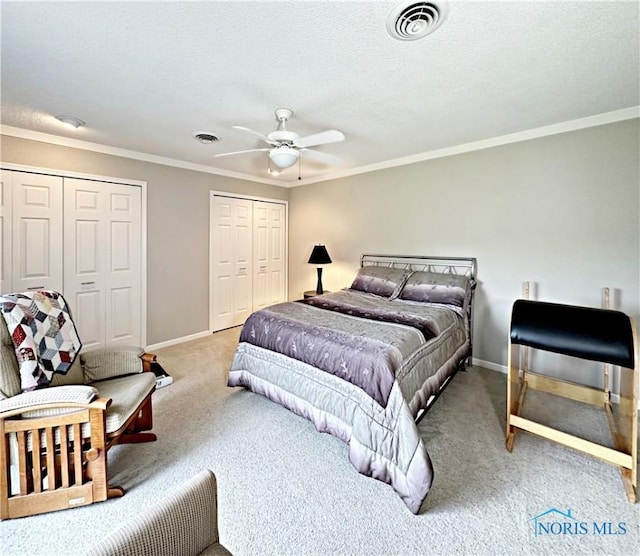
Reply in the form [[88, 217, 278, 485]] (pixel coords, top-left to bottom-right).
[[360, 254, 478, 370], [360, 254, 477, 281]]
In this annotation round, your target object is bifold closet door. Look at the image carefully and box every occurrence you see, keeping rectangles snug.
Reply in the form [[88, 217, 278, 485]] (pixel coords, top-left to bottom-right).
[[252, 201, 286, 311], [64, 178, 141, 350], [211, 196, 253, 331], [1, 170, 63, 294], [0, 171, 12, 294]]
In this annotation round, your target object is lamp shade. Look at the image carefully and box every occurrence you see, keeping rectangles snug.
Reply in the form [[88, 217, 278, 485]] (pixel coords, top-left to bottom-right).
[[308, 244, 332, 265]]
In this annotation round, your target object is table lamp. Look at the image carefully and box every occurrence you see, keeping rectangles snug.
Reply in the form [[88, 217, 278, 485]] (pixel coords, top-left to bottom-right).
[[308, 244, 332, 295]]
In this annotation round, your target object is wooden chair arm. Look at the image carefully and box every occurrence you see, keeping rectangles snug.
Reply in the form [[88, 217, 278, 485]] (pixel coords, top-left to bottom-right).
[[0, 396, 112, 421], [140, 352, 157, 373]]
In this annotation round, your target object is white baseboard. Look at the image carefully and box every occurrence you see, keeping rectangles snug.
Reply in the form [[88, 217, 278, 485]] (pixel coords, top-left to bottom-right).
[[472, 357, 507, 374], [146, 330, 211, 351], [472, 357, 624, 404]]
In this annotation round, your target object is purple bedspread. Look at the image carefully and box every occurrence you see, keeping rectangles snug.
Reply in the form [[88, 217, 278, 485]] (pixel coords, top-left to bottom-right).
[[240, 308, 402, 406], [230, 289, 470, 514], [300, 295, 439, 340]]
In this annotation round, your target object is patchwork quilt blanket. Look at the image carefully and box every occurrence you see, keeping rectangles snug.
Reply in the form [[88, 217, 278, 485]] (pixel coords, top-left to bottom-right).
[[0, 290, 82, 392]]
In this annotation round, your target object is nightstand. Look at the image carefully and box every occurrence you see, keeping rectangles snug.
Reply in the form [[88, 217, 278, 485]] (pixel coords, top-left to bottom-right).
[[304, 290, 330, 299]]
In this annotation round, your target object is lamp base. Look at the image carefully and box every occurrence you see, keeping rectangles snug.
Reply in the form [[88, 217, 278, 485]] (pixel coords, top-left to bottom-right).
[[316, 267, 324, 295]]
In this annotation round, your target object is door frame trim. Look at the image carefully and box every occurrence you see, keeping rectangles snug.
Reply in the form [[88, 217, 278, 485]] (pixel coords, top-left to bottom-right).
[[1, 163, 148, 347], [209, 190, 289, 333]]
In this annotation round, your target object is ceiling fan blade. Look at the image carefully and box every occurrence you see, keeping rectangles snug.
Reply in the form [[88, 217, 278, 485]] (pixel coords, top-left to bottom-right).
[[300, 148, 343, 166], [296, 130, 345, 148], [214, 148, 269, 158], [232, 126, 278, 146]]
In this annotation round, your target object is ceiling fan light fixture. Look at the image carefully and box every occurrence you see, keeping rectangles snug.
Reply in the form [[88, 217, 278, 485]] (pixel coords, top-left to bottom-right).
[[54, 115, 85, 129], [218, 109, 344, 172], [269, 146, 299, 169]]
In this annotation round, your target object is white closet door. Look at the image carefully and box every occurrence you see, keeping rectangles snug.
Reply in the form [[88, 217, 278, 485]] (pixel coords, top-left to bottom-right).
[[64, 179, 107, 350], [106, 184, 142, 347], [253, 201, 286, 311], [0, 171, 13, 294], [211, 196, 253, 331], [11, 172, 63, 293], [252, 202, 269, 311], [64, 178, 141, 349]]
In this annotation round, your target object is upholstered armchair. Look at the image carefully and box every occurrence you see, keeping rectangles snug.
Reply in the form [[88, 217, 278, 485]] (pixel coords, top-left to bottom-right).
[[0, 311, 157, 520], [87, 470, 232, 556]]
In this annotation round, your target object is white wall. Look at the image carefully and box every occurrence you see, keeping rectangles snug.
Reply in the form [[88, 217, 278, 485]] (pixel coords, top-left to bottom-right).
[[288, 119, 640, 387]]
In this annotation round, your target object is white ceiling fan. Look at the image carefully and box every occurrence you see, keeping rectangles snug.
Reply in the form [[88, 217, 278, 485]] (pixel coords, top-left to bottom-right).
[[215, 108, 345, 173]]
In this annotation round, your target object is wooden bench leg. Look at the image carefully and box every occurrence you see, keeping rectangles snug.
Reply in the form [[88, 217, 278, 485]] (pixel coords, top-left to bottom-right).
[[506, 341, 526, 452]]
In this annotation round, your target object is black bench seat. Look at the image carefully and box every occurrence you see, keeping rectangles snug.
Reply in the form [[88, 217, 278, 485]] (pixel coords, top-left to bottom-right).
[[510, 299, 634, 368]]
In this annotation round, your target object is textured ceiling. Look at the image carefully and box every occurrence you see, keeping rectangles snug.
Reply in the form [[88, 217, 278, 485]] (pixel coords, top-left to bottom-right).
[[1, 1, 638, 186]]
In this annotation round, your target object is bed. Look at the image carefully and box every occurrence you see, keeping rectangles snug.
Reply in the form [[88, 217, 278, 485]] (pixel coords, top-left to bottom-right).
[[228, 254, 477, 513]]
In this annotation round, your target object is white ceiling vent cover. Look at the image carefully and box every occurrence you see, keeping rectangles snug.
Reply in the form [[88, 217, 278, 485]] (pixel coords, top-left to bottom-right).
[[193, 131, 219, 144], [387, 1, 449, 41]]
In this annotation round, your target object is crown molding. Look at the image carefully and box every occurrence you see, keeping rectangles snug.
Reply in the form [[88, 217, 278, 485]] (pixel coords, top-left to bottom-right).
[[0, 125, 283, 187], [0, 161, 147, 187], [3, 105, 638, 189], [293, 106, 640, 187]]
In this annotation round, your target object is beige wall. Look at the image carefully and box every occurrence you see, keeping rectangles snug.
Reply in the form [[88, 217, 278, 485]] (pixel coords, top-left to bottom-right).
[[3, 120, 639, 386], [288, 119, 640, 385], [0, 135, 289, 345]]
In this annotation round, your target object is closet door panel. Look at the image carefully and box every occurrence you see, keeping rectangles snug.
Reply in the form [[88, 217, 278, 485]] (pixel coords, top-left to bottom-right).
[[12, 172, 63, 292], [0, 172, 12, 293], [252, 205, 269, 311], [269, 205, 284, 261], [105, 185, 141, 347], [211, 196, 254, 330], [235, 271, 252, 316], [64, 179, 107, 350], [109, 286, 135, 343], [232, 200, 253, 325], [214, 275, 233, 322], [74, 290, 103, 350], [268, 268, 285, 307], [211, 197, 234, 330], [21, 219, 51, 279], [64, 178, 141, 349], [269, 207, 285, 305], [258, 201, 286, 307], [213, 219, 233, 324]]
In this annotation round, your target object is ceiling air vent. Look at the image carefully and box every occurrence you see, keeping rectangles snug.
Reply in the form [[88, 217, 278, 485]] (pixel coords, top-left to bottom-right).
[[193, 132, 219, 144], [387, 1, 449, 41]]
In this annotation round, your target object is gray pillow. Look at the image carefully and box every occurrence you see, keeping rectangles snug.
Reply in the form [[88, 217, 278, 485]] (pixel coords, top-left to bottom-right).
[[350, 266, 411, 298], [399, 271, 474, 308]]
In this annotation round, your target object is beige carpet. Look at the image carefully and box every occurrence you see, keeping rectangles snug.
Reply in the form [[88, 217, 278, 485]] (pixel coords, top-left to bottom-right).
[[3, 328, 639, 555]]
